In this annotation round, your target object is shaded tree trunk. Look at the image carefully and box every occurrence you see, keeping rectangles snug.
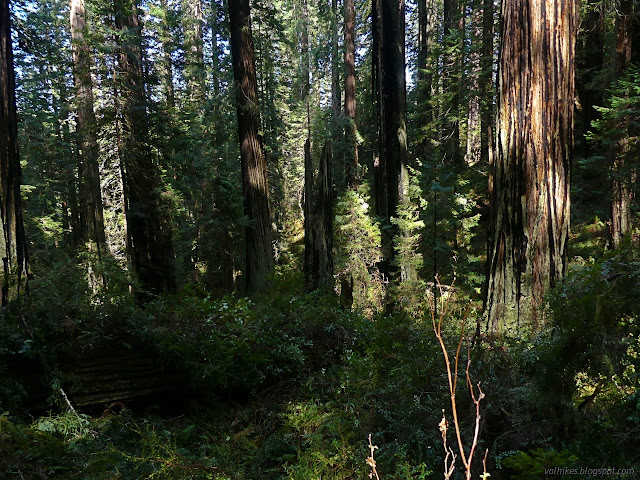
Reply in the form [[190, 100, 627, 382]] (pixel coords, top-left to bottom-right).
[[331, 0, 340, 129], [211, 0, 220, 96], [158, 0, 175, 108], [114, 0, 176, 297], [417, 0, 436, 129], [485, 0, 577, 332], [70, 0, 107, 267], [312, 141, 334, 292], [373, 0, 409, 281], [228, 0, 274, 291], [609, 0, 634, 249], [442, 0, 462, 168], [465, 4, 482, 166], [344, 0, 358, 186], [0, 0, 28, 305], [480, 0, 494, 170]]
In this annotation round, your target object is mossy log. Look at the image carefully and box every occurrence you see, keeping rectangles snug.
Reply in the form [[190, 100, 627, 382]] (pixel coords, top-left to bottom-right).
[[61, 351, 183, 408]]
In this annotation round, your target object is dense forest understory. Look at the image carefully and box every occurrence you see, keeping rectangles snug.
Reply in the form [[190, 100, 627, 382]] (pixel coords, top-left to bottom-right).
[[1, 0, 640, 479]]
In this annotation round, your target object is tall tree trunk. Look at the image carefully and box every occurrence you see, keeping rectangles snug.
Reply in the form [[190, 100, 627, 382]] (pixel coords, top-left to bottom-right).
[[331, 0, 340, 130], [609, 0, 634, 249], [374, 0, 410, 282], [465, 4, 482, 166], [485, 0, 577, 332], [416, 0, 436, 128], [70, 0, 107, 267], [228, 0, 274, 292], [480, 0, 494, 170], [313, 141, 334, 292], [182, 0, 205, 105], [0, 0, 28, 306], [159, 0, 175, 108], [301, 0, 314, 290], [344, 0, 358, 186], [442, 0, 462, 168], [114, 0, 176, 297], [211, 0, 220, 96]]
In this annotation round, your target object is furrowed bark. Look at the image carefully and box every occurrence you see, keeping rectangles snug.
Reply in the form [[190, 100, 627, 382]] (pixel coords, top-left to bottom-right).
[[485, 0, 577, 332], [229, 0, 274, 292]]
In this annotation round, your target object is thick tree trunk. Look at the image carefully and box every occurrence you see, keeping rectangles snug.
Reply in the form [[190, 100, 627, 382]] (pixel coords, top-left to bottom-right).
[[609, 0, 634, 249], [0, 0, 28, 306], [374, 0, 409, 281], [485, 0, 576, 332], [344, 0, 358, 186], [304, 138, 313, 288], [114, 0, 176, 297], [312, 141, 334, 292], [70, 0, 107, 266], [182, 0, 205, 105], [229, 0, 274, 292]]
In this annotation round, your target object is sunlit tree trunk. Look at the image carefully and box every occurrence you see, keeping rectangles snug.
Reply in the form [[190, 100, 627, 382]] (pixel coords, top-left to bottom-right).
[[485, 0, 577, 332], [182, 0, 205, 105], [229, 0, 274, 291], [70, 0, 107, 275], [114, 0, 176, 297], [0, 0, 28, 305], [344, 0, 358, 186], [609, 0, 634, 249]]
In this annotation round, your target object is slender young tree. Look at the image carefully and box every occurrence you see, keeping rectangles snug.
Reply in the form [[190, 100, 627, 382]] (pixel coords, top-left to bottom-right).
[[0, 0, 28, 305], [609, 0, 634, 249], [70, 0, 107, 264], [228, 0, 274, 291], [114, 0, 176, 297], [485, 0, 577, 332]]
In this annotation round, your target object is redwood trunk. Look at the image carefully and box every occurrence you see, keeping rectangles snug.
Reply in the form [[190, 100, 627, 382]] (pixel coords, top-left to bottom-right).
[[183, 0, 205, 104], [344, 0, 358, 186], [0, 0, 28, 305], [70, 0, 107, 260], [159, 0, 175, 108], [229, 0, 274, 291], [609, 0, 634, 249], [313, 142, 334, 292], [331, 0, 340, 129], [485, 0, 576, 332], [374, 0, 409, 280], [114, 0, 176, 297]]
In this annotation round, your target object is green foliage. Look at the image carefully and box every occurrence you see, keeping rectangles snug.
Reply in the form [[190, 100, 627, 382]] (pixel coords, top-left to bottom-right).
[[501, 448, 577, 480], [334, 185, 384, 315], [391, 166, 427, 318]]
